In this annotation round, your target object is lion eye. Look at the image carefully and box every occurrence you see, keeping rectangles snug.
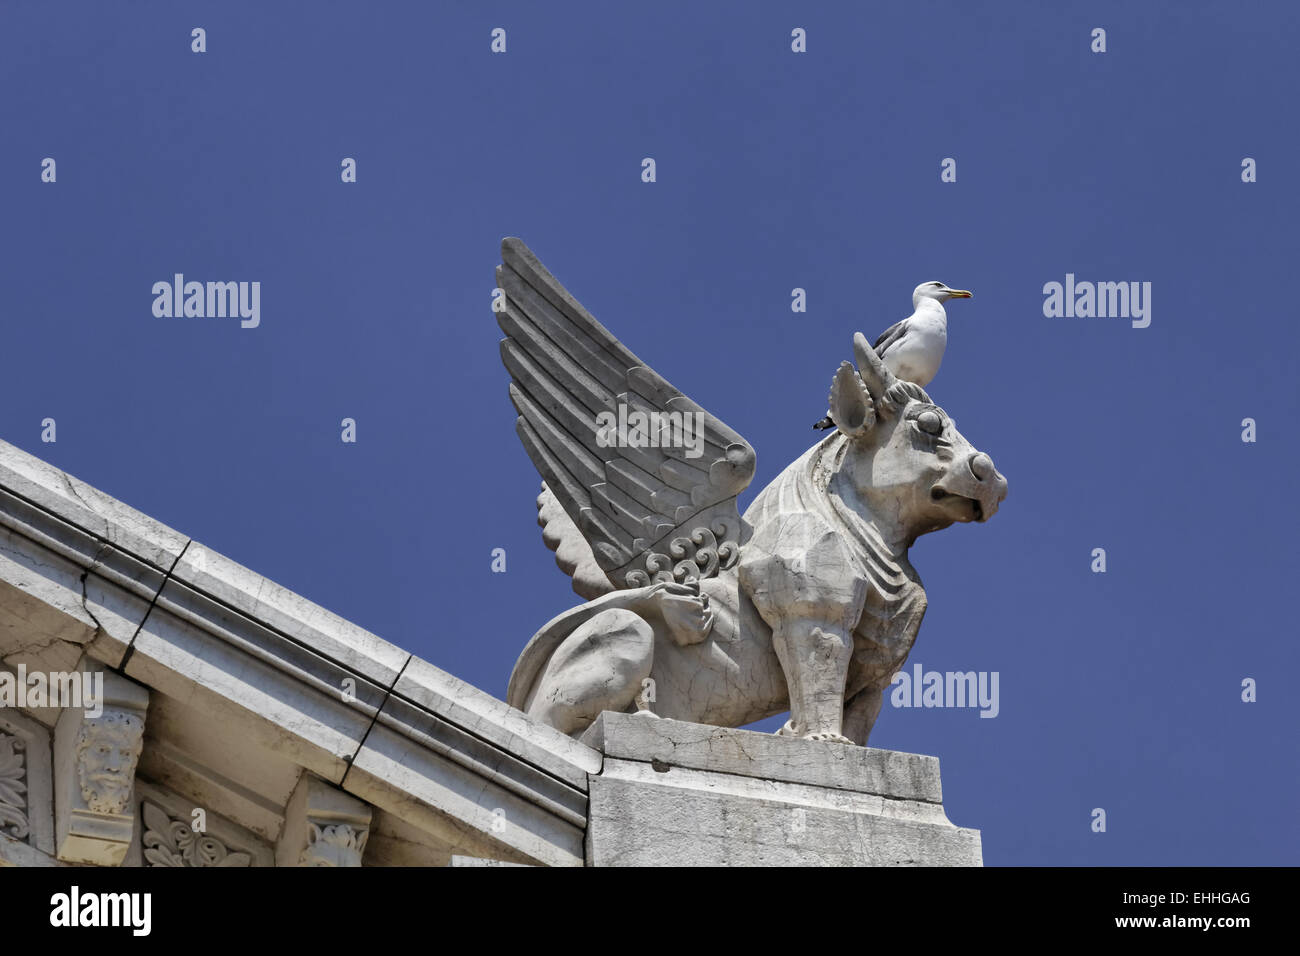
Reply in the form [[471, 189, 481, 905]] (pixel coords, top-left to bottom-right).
[[916, 410, 944, 435]]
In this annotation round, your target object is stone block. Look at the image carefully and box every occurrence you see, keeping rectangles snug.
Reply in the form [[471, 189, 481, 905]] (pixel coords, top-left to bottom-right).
[[584, 713, 981, 867]]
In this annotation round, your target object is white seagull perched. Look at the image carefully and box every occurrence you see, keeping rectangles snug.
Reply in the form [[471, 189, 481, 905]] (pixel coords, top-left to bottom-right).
[[813, 280, 972, 430]]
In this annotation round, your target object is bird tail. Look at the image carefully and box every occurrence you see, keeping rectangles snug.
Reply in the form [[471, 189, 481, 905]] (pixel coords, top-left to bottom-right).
[[812, 415, 835, 431]]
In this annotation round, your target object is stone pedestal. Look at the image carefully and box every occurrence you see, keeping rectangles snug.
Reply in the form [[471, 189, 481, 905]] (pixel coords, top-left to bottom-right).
[[581, 713, 982, 867]]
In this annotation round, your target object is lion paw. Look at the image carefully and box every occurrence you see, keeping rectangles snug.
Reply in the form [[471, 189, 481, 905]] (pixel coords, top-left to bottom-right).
[[802, 732, 855, 745], [772, 722, 855, 745]]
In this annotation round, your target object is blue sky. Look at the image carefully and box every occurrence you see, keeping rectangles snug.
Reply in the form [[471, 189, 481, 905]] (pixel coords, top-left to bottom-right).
[[2, 1, 1295, 865]]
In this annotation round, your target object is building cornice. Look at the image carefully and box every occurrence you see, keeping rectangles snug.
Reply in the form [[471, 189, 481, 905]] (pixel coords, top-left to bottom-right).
[[0, 439, 598, 866]]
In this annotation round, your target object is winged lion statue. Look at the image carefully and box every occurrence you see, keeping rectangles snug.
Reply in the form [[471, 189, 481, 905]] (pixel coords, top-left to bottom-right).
[[496, 238, 1007, 745]]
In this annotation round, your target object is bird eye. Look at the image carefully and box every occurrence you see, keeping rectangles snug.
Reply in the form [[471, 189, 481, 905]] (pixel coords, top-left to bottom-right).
[[916, 409, 944, 435]]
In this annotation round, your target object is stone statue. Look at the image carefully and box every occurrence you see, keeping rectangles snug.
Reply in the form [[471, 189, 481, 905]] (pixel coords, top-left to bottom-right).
[[497, 239, 1006, 745]]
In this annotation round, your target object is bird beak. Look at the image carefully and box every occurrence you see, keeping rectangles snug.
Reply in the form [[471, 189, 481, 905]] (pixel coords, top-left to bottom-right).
[[947, 289, 972, 298]]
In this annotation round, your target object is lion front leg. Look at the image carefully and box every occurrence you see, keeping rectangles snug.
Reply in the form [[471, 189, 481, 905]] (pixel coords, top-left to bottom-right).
[[526, 608, 655, 737], [739, 515, 867, 746], [770, 619, 855, 744]]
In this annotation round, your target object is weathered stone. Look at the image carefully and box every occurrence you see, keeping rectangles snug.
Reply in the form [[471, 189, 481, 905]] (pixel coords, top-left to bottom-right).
[[53, 670, 148, 865], [276, 772, 372, 867], [580, 713, 941, 802], [0, 235, 1006, 869], [0, 708, 53, 854], [123, 584, 379, 786], [346, 709, 586, 868], [0, 832, 67, 866], [583, 715, 980, 867], [392, 656, 601, 793], [127, 780, 274, 867], [0, 437, 602, 868], [449, 854, 532, 867], [495, 238, 1007, 747], [0, 442, 188, 572], [170, 542, 409, 690], [587, 758, 982, 866]]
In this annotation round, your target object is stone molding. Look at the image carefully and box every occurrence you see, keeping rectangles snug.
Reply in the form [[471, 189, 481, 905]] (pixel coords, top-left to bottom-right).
[[0, 438, 600, 866]]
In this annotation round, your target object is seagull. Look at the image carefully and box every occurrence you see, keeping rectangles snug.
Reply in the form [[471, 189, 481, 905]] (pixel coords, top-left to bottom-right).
[[813, 281, 972, 430]]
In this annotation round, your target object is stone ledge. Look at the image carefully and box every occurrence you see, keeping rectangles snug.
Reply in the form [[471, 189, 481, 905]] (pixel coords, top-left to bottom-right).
[[0, 440, 188, 573], [345, 720, 585, 868], [168, 541, 410, 691], [580, 712, 942, 804], [392, 656, 601, 793], [370, 693, 588, 827]]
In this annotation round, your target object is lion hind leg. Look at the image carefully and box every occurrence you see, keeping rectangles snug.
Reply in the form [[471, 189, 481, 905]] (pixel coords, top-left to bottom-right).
[[841, 687, 884, 746], [526, 607, 655, 738]]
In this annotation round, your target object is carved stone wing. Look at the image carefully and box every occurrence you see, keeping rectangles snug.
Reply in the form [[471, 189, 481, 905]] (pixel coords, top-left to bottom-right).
[[495, 237, 756, 594]]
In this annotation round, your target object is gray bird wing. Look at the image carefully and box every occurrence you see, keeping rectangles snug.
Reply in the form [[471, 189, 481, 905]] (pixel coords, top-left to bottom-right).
[[872, 317, 911, 357], [495, 237, 756, 598]]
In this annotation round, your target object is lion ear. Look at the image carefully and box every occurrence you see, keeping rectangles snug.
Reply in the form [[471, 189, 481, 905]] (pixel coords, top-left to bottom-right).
[[828, 362, 876, 438]]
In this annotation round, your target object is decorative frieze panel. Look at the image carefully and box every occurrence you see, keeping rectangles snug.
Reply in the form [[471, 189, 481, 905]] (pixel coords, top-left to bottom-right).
[[0, 706, 54, 857], [0, 732, 28, 840], [129, 780, 273, 867], [141, 800, 252, 867]]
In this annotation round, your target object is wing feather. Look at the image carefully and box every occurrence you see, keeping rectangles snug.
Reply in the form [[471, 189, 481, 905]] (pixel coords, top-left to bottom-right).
[[497, 263, 628, 398], [497, 238, 756, 593], [508, 384, 605, 490], [516, 419, 635, 569]]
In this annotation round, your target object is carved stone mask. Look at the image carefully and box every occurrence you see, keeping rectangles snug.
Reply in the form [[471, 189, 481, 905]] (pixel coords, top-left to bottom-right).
[[76, 710, 144, 815]]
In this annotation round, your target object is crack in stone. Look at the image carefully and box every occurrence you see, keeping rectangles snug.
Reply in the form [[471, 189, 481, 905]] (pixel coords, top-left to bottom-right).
[[78, 543, 113, 639], [57, 470, 98, 519]]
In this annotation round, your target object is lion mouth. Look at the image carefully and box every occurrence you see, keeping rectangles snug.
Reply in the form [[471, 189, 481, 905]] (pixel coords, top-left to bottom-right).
[[930, 487, 983, 522]]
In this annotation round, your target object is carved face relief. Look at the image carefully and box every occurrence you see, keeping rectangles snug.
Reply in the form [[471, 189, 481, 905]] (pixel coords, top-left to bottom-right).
[[75, 710, 144, 815]]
